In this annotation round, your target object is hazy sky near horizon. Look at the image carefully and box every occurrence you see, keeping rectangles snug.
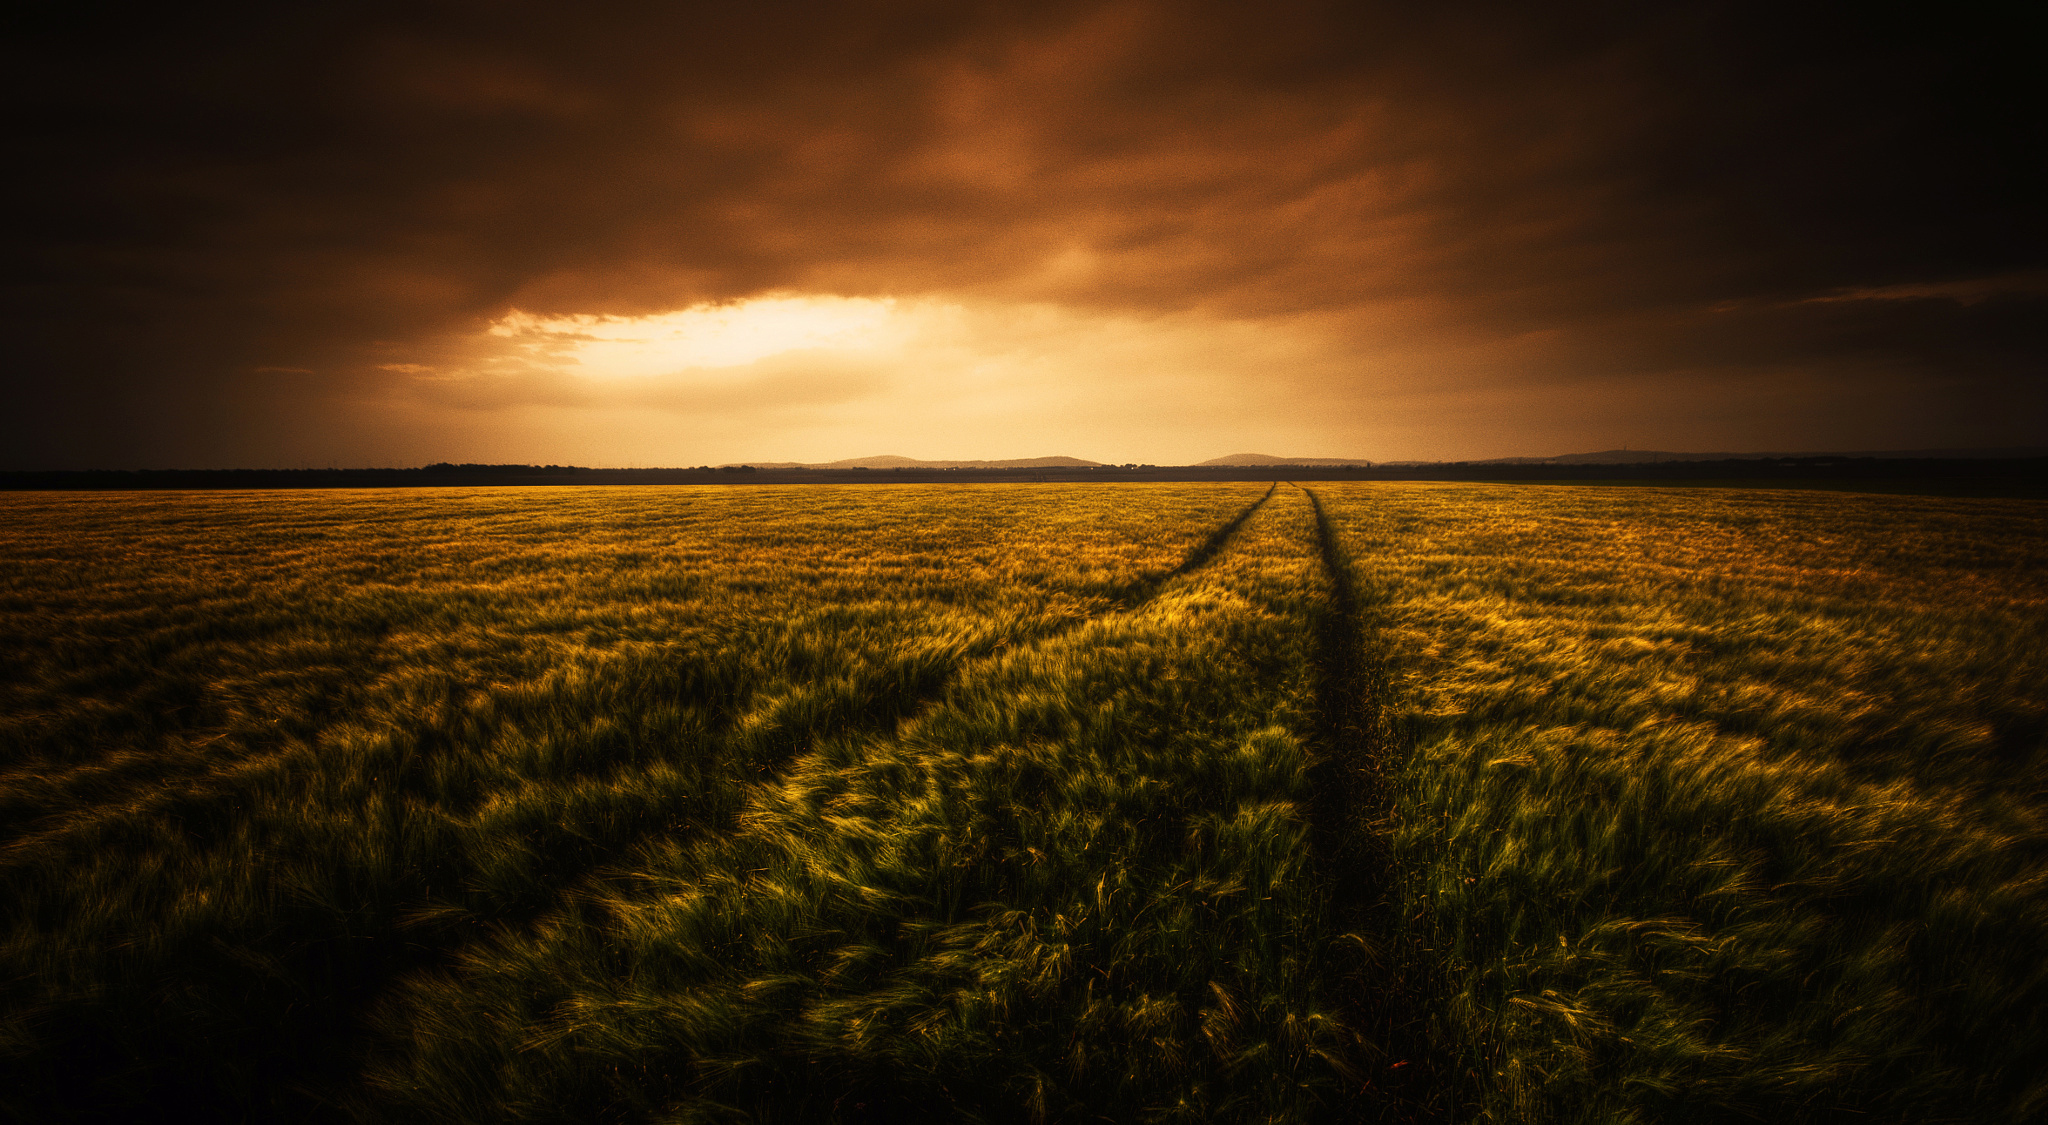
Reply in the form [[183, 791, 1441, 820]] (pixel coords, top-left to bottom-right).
[[5, 0, 2041, 468]]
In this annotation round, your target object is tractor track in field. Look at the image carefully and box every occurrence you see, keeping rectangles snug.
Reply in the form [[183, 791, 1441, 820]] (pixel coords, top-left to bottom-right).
[[342, 482, 1288, 1096], [352, 484, 1289, 961], [1141, 481, 1277, 593], [1, 486, 1279, 867], [730, 481, 1278, 774], [1, 485, 1288, 1125], [396, 478, 1278, 942], [1298, 484, 1446, 1123], [477, 481, 1282, 930]]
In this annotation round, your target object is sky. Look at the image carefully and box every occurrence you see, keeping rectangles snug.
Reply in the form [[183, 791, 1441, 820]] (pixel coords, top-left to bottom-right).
[[4, 0, 2041, 469]]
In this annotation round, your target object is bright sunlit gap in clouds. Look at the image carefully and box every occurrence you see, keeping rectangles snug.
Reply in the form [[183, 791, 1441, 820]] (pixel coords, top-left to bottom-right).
[[486, 296, 910, 377], [381, 290, 1406, 465]]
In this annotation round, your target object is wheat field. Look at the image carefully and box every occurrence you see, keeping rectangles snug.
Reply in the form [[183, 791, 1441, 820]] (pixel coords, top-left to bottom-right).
[[2, 482, 2042, 1122]]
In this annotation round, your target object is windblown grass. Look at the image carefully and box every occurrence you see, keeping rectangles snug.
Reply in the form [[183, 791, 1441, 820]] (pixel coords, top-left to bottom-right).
[[362, 487, 1390, 1122], [6, 479, 2042, 1122], [0, 483, 1266, 1120], [1321, 482, 2048, 1123]]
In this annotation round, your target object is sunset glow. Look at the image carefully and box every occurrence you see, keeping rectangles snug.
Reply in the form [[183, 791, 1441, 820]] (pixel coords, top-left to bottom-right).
[[3, 1, 2037, 468], [4, 5, 2044, 1117], [486, 297, 908, 377]]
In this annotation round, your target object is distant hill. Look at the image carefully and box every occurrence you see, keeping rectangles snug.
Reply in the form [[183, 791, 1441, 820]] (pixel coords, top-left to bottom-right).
[[727, 448, 2046, 471], [724, 455, 1105, 470], [1474, 446, 2048, 465], [1199, 447, 2047, 468], [1196, 453, 1373, 467]]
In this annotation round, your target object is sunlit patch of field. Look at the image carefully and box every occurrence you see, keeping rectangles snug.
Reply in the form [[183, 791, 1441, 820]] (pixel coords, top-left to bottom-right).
[[1322, 483, 2048, 1123]]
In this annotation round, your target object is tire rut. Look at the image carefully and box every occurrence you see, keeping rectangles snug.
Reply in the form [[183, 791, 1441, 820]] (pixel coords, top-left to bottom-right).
[[1297, 484, 1446, 1123], [733, 481, 1276, 775]]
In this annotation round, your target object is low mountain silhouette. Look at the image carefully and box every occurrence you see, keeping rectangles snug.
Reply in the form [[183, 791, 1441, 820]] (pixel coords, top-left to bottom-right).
[[1474, 446, 2048, 465], [1200, 447, 2046, 468], [1196, 453, 1372, 466], [725, 455, 1104, 469]]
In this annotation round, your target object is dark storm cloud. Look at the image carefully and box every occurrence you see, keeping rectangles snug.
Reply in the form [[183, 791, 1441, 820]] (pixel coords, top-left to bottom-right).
[[3, 0, 2040, 467]]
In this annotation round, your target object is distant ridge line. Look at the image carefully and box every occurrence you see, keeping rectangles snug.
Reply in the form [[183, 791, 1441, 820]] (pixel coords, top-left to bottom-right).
[[1197, 453, 1372, 467], [5, 458, 2043, 498], [728, 455, 1104, 470], [1469, 446, 2048, 465], [1206, 447, 2048, 467]]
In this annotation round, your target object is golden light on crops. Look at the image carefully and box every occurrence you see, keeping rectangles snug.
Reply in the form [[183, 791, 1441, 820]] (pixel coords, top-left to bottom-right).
[[485, 296, 906, 377]]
